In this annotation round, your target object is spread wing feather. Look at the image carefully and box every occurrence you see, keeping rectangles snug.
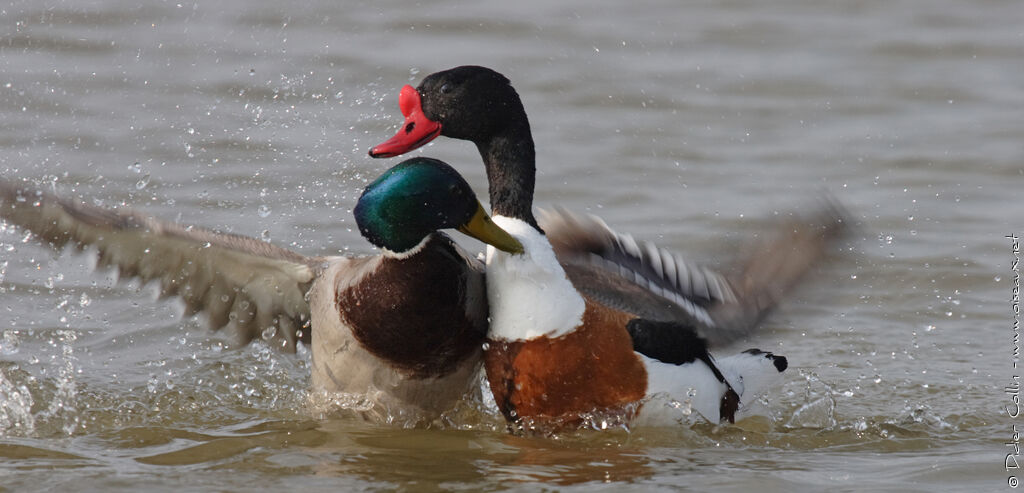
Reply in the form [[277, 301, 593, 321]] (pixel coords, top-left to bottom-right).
[[0, 178, 323, 351], [541, 201, 848, 347]]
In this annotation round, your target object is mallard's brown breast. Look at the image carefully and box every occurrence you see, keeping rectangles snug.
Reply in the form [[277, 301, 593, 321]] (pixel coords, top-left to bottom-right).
[[337, 235, 485, 379]]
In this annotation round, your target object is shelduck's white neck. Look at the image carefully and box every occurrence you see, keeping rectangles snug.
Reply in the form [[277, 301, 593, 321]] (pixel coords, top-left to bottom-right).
[[485, 215, 586, 341]]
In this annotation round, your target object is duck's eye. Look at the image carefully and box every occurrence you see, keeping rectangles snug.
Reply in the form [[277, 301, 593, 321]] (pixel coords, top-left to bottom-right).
[[440, 83, 452, 94]]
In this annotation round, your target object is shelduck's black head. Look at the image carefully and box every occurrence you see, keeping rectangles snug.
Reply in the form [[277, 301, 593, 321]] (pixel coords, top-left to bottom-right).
[[369, 66, 529, 157], [355, 157, 523, 255], [369, 66, 539, 230]]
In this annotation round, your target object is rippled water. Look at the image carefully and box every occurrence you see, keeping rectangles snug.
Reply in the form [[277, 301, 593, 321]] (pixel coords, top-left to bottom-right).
[[1, 0, 1019, 490]]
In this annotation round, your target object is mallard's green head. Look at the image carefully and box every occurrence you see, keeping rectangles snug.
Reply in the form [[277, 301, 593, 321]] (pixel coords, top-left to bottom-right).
[[355, 157, 523, 255]]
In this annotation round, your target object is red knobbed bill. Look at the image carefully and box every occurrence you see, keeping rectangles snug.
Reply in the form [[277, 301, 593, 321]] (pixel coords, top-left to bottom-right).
[[369, 85, 443, 158]]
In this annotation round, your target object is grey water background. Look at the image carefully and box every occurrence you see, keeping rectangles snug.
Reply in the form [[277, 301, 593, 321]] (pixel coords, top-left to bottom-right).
[[0, 0, 1020, 491]]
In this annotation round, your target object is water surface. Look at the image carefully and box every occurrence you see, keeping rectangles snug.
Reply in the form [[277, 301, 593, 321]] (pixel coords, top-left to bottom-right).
[[1, 0, 1019, 491]]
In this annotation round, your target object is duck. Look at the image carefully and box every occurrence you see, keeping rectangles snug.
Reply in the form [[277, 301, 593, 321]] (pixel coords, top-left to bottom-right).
[[0, 157, 524, 422], [368, 66, 847, 428], [369, 65, 848, 348], [481, 213, 787, 428]]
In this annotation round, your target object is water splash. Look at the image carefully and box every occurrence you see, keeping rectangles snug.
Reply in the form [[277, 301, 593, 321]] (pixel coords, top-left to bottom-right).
[[896, 404, 953, 431], [0, 366, 36, 436], [784, 370, 838, 430], [40, 330, 81, 436], [1, 329, 19, 356]]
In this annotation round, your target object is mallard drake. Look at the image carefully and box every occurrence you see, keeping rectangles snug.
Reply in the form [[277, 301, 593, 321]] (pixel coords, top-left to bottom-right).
[[370, 65, 847, 347], [0, 157, 523, 421]]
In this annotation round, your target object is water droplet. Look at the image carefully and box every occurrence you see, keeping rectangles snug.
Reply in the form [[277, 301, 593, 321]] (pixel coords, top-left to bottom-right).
[[257, 204, 271, 218], [262, 326, 277, 340], [136, 173, 151, 190]]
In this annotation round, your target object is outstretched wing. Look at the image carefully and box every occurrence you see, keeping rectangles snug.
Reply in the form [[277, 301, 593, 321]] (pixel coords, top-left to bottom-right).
[[0, 178, 324, 352], [541, 201, 848, 347], [706, 199, 850, 341], [542, 207, 731, 331]]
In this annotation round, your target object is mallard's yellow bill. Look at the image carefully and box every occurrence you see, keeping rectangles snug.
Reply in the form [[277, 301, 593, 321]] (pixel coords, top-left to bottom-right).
[[458, 203, 524, 254]]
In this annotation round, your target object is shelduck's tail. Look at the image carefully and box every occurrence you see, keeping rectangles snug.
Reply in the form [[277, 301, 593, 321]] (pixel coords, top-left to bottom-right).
[[715, 349, 788, 418]]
